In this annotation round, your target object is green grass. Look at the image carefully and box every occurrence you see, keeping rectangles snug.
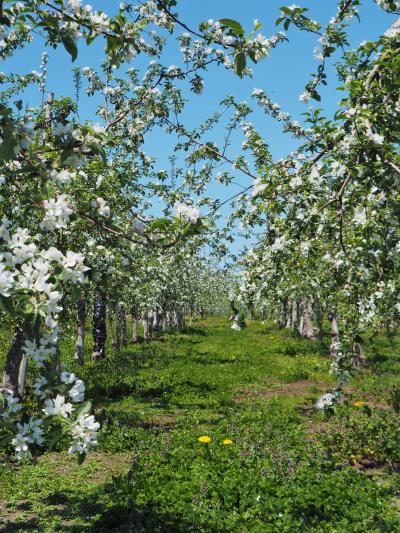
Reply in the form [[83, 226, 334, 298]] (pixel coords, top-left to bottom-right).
[[1, 318, 400, 532]]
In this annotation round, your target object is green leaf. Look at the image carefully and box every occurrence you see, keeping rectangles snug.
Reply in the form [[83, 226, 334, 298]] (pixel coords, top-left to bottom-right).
[[62, 34, 78, 61], [74, 401, 92, 419], [23, 312, 42, 339], [0, 16, 11, 27], [247, 49, 258, 64], [234, 52, 246, 77], [218, 19, 244, 36], [312, 91, 321, 102], [85, 142, 107, 164], [149, 218, 172, 230], [78, 452, 86, 465], [0, 126, 18, 161], [48, 432, 64, 451]]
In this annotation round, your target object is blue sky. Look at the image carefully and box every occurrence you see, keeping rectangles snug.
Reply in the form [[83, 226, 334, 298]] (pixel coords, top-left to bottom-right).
[[5, 0, 397, 253]]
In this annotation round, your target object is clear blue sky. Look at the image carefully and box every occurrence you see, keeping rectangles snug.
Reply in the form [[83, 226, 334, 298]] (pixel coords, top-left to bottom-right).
[[5, 0, 397, 253]]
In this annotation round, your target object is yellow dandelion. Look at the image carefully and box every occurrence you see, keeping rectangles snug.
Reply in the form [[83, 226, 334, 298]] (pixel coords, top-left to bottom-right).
[[223, 439, 233, 445], [198, 435, 211, 444], [353, 401, 367, 408]]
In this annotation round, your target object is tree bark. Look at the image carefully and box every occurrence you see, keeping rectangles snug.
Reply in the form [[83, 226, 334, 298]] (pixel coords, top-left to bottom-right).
[[142, 314, 150, 341], [2, 326, 27, 397], [298, 300, 305, 336], [176, 309, 184, 331], [131, 309, 139, 343], [108, 314, 116, 350], [302, 300, 315, 340], [286, 301, 293, 328], [291, 300, 299, 331], [75, 297, 86, 365], [277, 299, 287, 329], [91, 291, 107, 361], [229, 299, 238, 322], [116, 304, 127, 352], [162, 312, 168, 332], [353, 334, 367, 367], [329, 312, 339, 358], [314, 296, 324, 341]]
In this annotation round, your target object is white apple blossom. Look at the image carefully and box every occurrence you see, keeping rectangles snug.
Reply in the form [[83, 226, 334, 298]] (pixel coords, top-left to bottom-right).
[[43, 395, 74, 418], [68, 414, 100, 455], [41, 195, 73, 230], [69, 379, 85, 403]]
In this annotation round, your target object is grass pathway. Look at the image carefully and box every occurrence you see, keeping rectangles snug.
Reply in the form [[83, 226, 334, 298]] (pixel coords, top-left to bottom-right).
[[1, 318, 400, 531]]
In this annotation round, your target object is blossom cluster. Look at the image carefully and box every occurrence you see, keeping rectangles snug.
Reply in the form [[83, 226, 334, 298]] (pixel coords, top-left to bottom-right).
[[176, 203, 200, 224]]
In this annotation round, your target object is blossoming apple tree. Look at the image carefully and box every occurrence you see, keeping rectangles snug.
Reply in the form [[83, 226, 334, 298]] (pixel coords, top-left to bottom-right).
[[233, 1, 400, 394], [0, 0, 282, 460]]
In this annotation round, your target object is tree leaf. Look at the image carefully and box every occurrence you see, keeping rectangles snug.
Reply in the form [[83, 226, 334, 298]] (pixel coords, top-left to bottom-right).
[[219, 19, 244, 36], [0, 126, 18, 161], [78, 452, 86, 465], [234, 52, 246, 78], [74, 401, 92, 418], [62, 34, 78, 61]]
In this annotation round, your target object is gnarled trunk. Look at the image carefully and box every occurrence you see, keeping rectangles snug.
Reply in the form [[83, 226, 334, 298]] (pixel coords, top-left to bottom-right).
[[92, 291, 107, 361], [75, 297, 86, 365], [2, 326, 27, 397]]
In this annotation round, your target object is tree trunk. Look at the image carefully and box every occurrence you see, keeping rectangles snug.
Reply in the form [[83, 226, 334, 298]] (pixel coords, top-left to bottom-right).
[[162, 312, 168, 332], [298, 300, 305, 336], [152, 310, 160, 338], [91, 291, 107, 361], [291, 300, 299, 331], [148, 311, 154, 339], [229, 299, 239, 322], [142, 314, 150, 341], [109, 315, 116, 349], [131, 313, 139, 343], [176, 310, 184, 331], [116, 304, 127, 352], [278, 299, 287, 329], [314, 296, 324, 341], [2, 326, 27, 397], [329, 313, 339, 358], [286, 302, 293, 328], [75, 297, 86, 365], [353, 334, 367, 367], [302, 300, 315, 340]]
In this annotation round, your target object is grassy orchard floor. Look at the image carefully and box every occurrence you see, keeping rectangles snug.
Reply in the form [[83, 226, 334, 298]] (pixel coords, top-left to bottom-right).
[[1, 318, 400, 532]]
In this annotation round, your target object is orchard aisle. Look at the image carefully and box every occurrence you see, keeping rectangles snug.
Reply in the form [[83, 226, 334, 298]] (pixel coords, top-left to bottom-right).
[[1, 318, 400, 532]]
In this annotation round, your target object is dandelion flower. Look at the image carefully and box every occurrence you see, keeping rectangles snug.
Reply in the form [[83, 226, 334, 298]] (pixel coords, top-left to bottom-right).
[[223, 439, 233, 445], [353, 401, 367, 408], [198, 435, 211, 443]]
